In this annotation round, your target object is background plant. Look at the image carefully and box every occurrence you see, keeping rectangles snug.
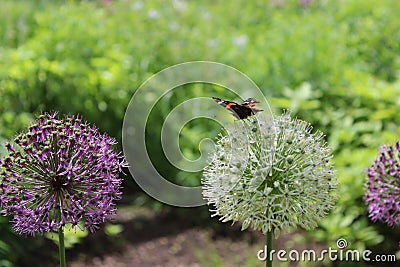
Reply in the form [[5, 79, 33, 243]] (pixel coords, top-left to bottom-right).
[[1, 0, 400, 265]]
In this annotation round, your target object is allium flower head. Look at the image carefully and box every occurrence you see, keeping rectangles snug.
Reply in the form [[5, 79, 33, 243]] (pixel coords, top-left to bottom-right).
[[202, 112, 337, 237], [0, 112, 127, 235], [364, 142, 400, 226]]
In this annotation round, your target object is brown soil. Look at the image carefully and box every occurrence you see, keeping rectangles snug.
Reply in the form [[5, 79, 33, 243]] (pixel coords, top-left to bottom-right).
[[67, 206, 320, 267]]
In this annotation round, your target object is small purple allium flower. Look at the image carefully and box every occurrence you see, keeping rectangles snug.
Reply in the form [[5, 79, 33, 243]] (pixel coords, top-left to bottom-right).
[[299, 0, 312, 7], [364, 142, 400, 226], [0, 112, 128, 236]]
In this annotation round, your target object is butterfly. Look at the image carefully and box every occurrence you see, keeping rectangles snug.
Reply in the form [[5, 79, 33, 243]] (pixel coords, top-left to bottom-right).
[[212, 97, 263, 120]]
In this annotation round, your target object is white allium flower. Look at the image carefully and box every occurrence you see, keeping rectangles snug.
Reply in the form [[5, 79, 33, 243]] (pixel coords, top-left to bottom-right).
[[147, 9, 159, 19], [231, 34, 248, 47], [202, 112, 337, 237]]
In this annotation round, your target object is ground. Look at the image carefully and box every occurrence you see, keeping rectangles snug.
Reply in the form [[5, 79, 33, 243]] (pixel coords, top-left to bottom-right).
[[66, 206, 322, 267]]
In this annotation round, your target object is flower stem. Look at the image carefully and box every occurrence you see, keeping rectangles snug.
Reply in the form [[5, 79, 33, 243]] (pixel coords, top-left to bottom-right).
[[58, 227, 66, 267], [266, 231, 272, 267]]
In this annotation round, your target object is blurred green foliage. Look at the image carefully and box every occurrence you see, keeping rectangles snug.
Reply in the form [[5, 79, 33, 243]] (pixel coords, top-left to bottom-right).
[[45, 224, 88, 249], [1, 0, 400, 266]]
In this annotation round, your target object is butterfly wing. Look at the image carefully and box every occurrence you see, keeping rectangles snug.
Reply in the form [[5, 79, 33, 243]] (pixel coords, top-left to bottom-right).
[[242, 98, 263, 115], [212, 97, 253, 119], [229, 104, 254, 119], [242, 98, 260, 107]]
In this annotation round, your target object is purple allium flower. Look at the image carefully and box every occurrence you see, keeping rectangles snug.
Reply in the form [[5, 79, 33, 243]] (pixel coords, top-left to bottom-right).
[[364, 142, 400, 226], [0, 112, 128, 236]]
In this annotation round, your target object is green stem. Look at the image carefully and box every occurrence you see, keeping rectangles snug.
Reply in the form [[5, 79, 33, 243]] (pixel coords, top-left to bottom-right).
[[266, 231, 273, 267], [58, 227, 66, 267]]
